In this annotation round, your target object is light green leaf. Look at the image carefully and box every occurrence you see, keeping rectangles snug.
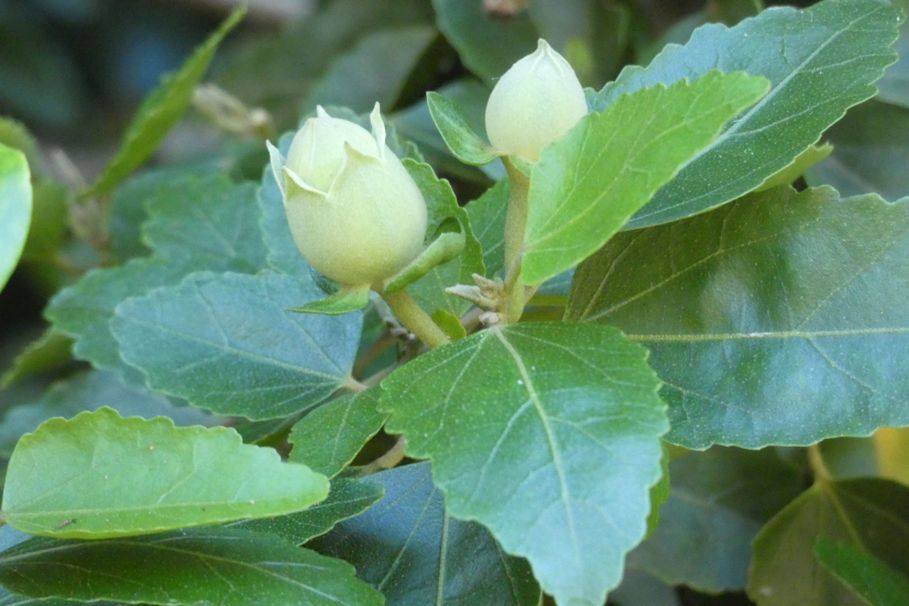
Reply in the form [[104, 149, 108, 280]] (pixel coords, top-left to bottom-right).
[[312, 462, 541, 606], [303, 25, 438, 114], [431, 0, 537, 84], [403, 159, 485, 316], [0, 528, 382, 605], [0, 369, 211, 458], [466, 179, 509, 277], [111, 271, 361, 420], [426, 91, 498, 166], [521, 70, 769, 285], [227, 478, 383, 545], [379, 323, 667, 606], [289, 390, 387, 478], [0, 117, 43, 177], [47, 176, 269, 382], [807, 100, 909, 200], [569, 185, 909, 448], [291, 285, 371, 316], [0, 143, 31, 292], [815, 538, 909, 606], [2, 408, 328, 538], [748, 479, 909, 606], [630, 448, 803, 592], [83, 8, 245, 197], [591, 0, 901, 228]]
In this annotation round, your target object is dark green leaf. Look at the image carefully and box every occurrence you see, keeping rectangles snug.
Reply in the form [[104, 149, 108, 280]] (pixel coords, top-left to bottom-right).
[[0, 528, 382, 605], [111, 271, 361, 420], [426, 91, 498, 166], [748, 479, 909, 606], [47, 176, 269, 382], [215, 0, 432, 129], [807, 100, 909, 200], [522, 70, 769, 285], [569, 186, 909, 448], [630, 448, 803, 592], [379, 323, 667, 606], [431, 0, 538, 83], [84, 8, 245, 197], [312, 462, 541, 605], [815, 538, 909, 606], [227, 478, 383, 545], [0, 143, 31, 292], [303, 26, 438, 114], [592, 0, 901, 228], [2, 408, 328, 538], [0, 369, 211, 458], [289, 390, 387, 478]]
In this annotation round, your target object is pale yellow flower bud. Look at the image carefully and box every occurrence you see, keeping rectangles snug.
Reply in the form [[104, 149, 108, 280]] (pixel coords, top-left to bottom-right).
[[485, 39, 588, 162], [268, 104, 428, 287]]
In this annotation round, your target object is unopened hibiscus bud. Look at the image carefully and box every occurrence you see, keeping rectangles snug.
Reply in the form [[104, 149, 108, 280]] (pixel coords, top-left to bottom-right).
[[485, 39, 588, 162], [267, 104, 428, 287]]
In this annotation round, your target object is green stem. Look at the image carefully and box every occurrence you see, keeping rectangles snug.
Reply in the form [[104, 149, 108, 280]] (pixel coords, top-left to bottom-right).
[[502, 159, 531, 324], [381, 289, 450, 348], [360, 436, 407, 475]]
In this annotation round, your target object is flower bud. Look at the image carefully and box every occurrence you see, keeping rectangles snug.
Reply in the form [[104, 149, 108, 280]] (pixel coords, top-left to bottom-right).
[[268, 104, 428, 287], [485, 39, 588, 162]]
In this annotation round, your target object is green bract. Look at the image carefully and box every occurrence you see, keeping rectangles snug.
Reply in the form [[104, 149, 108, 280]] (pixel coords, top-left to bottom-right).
[[268, 104, 428, 287]]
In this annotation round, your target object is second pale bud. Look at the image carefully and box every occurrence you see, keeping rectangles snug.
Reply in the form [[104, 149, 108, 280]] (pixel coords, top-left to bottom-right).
[[485, 39, 588, 162]]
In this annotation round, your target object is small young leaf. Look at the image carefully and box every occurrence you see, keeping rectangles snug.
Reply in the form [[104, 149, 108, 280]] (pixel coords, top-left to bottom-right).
[[569, 186, 909, 448], [591, 0, 901, 228], [379, 323, 667, 606], [383, 231, 466, 293], [0, 328, 71, 388], [815, 538, 909, 606], [521, 70, 769, 286], [111, 271, 362, 420], [427, 91, 499, 166], [291, 285, 371, 315], [83, 8, 245, 197], [312, 462, 541, 606], [289, 390, 387, 478], [0, 143, 31, 292], [227, 478, 383, 545], [2, 408, 328, 538], [748, 479, 909, 606], [756, 144, 833, 192], [0, 528, 382, 606]]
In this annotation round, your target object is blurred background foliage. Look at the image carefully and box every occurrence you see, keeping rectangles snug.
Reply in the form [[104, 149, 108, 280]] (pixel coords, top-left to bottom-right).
[[1, 1, 907, 603]]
